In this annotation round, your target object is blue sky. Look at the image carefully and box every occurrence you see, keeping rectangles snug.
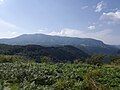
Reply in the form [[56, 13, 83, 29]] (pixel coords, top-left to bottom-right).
[[0, 0, 120, 44]]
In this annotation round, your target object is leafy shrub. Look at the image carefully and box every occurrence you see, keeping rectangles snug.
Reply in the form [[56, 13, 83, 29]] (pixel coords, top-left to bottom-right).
[[86, 54, 105, 66], [0, 59, 119, 89]]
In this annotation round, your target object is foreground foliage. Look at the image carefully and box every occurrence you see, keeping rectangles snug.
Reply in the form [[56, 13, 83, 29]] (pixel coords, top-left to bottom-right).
[[0, 61, 119, 90]]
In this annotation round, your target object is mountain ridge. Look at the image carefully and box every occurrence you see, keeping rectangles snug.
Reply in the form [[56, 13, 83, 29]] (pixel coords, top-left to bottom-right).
[[0, 33, 106, 46], [0, 34, 119, 55]]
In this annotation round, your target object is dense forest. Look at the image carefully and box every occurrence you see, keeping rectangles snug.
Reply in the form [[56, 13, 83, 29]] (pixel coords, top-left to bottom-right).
[[0, 44, 90, 62]]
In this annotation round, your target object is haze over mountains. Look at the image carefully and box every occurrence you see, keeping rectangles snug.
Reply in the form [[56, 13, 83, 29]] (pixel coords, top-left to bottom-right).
[[0, 34, 119, 55], [0, 34, 105, 47]]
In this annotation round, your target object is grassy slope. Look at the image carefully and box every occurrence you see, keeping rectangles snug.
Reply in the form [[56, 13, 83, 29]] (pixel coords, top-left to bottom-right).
[[0, 62, 119, 90]]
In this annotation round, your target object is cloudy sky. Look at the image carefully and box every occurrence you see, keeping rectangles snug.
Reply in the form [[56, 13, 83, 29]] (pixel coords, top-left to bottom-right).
[[0, 0, 120, 45]]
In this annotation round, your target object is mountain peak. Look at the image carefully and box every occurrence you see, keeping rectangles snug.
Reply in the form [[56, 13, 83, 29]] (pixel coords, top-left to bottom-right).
[[0, 33, 119, 55], [0, 33, 105, 47]]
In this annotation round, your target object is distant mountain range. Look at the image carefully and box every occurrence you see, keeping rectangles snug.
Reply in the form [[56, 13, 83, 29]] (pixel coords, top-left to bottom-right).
[[115, 45, 120, 49], [0, 34, 119, 55], [0, 34, 105, 47]]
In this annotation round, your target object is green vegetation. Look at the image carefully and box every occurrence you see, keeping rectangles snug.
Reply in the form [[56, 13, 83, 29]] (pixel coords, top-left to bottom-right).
[[86, 54, 105, 66], [0, 44, 89, 62], [0, 55, 24, 63], [0, 55, 120, 90]]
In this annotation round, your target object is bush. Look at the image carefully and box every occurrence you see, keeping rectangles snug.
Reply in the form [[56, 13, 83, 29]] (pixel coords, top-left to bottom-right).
[[86, 54, 105, 66], [40, 56, 52, 63]]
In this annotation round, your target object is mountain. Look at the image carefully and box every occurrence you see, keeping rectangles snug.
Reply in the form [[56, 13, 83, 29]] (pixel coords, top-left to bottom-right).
[[0, 34, 105, 46], [0, 34, 119, 55], [78, 45, 119, 55], [0, 44, 89, 62], [114, 45, 120, 49]]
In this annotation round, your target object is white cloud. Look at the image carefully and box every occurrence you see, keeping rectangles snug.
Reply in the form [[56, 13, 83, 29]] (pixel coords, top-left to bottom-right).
[[0, 19, 19, 29], [48, 28, 120, 44], [49, 28, 110, 39], [0, 19, 22, 38], [0, 0, 4, 2], [112, 8, 119, 12], [37, 28, 48, 32], [88, 25, 96, 30], [0, 0, 4, 5], [100, 11, 120, 23], [49, 28, 85, 37], [48, 28, 119, 44], [0, 31, 19, 38], [95, 1, 106, 12], [81, 6, 88, 10]]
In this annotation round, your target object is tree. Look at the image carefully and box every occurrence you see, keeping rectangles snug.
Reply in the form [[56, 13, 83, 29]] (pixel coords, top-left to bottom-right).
[[40, 56, 52, 63], [109, 55, 120, 65], [86, 54, 105, 66]]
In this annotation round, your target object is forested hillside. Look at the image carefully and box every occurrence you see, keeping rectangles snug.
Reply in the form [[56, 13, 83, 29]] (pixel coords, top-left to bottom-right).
[[0, 44, 89, 62]]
